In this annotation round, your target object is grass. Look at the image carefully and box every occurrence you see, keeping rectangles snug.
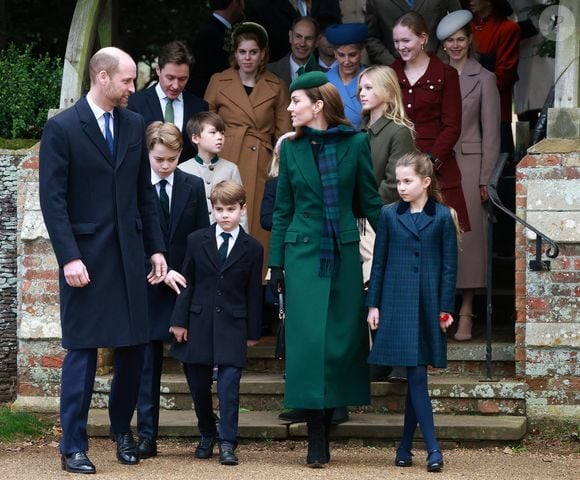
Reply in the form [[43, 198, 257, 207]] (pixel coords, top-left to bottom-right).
[[0, 405, 53, 442], [0, 138, 38, 150]]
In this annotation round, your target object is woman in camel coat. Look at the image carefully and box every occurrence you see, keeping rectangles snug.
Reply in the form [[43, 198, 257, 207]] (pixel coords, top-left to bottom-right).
[[205, 22, 292, 274]]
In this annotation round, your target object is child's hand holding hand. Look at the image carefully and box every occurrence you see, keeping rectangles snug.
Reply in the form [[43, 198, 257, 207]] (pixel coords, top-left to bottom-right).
[[439, 312, 454, 332], [169, 326, 188, 342], [164, 270, 187, 294], [367, 307, 380, 330]]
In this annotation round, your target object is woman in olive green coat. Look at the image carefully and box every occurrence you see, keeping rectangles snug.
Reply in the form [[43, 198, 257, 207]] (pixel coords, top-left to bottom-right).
[[268, 72, 383, 467]]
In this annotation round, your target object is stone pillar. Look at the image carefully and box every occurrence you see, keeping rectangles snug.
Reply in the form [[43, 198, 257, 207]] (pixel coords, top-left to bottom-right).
[[13, 148, 64, 412], [515, 138, 580, 419], [0, 150, 20, 402], [547, 1, 579, 139]]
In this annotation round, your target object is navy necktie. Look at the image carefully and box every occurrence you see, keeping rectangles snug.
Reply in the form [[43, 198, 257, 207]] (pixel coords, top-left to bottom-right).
[[103, 112, 114, 155], [218, 232, 232, 264]]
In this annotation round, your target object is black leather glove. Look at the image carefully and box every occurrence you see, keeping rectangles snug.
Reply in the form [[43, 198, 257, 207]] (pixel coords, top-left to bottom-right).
[[268, 267, 285, 295]]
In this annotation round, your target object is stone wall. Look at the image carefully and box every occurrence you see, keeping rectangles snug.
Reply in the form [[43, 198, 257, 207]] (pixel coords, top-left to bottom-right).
[[515, 138, 580, 419], [0, 150, 20, 402]]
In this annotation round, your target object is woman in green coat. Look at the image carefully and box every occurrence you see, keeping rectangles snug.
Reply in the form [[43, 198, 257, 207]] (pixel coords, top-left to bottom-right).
[[268, 72, 383, 467]]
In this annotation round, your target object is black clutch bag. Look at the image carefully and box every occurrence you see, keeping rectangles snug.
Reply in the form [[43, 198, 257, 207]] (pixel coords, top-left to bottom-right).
[[275, 291, 286, 360]]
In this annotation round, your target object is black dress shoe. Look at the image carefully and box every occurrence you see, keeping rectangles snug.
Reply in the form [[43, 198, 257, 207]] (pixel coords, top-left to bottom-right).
[[427, 450, 444, 472], [331, 406, 349, 425], [387, 366, 408, 383], [114, 431, 139, 465], [370, 365, 393, 382], [138, 438, 157, 459], [219, 443, 238, 466], [395, 448, 413, 467], [278, 408, 307, 423], [61, 451, 96, 474], [194, 435, 216, 459]]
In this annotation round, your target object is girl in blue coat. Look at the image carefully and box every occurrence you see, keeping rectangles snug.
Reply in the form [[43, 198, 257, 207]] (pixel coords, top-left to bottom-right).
[[366, 151, 459, 473]]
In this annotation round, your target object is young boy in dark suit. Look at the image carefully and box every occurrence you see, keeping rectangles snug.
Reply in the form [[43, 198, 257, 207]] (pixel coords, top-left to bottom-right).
[[169, 180, 263, 466], [137, 122, 210, 459]]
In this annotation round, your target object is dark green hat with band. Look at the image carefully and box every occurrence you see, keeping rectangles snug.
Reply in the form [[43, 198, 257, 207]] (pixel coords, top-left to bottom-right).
[[289, 71, 329, 93]]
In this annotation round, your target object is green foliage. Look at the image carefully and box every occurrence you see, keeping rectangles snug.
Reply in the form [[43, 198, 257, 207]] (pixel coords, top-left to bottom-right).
[[0, 406, 52, 441], [0, 44, 61, 139], [0, 138, 38, 150]]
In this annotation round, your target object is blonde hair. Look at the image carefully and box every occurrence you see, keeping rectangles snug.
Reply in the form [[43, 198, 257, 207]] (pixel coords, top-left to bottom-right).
[[396, 151, 462, 242], [210, 180, 246, 207], [268, 150, 280, 177], [358, 65, 415, 133], [146, 121, 183, 151]]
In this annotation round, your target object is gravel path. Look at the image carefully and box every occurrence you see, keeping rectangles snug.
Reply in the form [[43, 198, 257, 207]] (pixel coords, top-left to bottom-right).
[[0, 438, 578, 479]]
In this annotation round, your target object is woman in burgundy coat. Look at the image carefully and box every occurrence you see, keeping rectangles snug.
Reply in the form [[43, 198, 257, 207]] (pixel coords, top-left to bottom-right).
[[390, 12, 470, 232]]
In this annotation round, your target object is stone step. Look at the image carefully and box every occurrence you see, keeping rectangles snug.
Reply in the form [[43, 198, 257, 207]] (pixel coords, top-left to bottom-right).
[[92, 373, 526, 416], [161, 336, 516, 376], [86, 409, 527, 443]]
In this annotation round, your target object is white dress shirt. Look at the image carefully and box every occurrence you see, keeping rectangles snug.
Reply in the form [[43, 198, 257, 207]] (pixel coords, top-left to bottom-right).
[[155, 83, 184, 131], [151, 170, 174, 212], [86, 93, 114, 140], [215, 224, 240, 258]]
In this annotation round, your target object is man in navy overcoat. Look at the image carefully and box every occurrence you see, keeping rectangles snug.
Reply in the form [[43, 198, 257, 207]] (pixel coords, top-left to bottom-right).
[[39, 47, 167, 474], [128, 41, 208, 163]]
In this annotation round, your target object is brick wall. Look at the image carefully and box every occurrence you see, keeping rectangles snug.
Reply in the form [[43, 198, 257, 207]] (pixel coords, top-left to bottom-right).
[[0, 150, 19, 402], [515, 139, 580, 419]]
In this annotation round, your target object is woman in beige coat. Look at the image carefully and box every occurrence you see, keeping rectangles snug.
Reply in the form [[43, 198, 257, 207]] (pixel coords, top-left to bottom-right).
[[205, 22, 292, 275], [438, 11, 501, 340]]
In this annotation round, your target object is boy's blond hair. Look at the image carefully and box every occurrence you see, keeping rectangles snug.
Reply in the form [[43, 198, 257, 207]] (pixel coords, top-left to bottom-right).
[[146, 121, 183, 151], [210, 180, 246, 207]]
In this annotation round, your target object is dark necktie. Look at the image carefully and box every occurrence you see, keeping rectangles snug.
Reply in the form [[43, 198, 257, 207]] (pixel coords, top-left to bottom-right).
[[165, 99, 174, 123], [218, 232, 232, 264], [159, 179, 170, 223], [103, 112, 114, 155]]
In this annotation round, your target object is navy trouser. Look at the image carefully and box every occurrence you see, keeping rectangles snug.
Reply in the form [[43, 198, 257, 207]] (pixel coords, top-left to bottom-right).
[[183, 363, 242, 447], [59, 345, 145, 455], [136, 340, 164, 441]]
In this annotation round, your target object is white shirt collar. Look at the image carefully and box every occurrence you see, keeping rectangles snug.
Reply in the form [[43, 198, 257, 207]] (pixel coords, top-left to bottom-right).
[[155, 83, 182, 104], [151, 170, 174, 187], [289, 55, 306, 80], [216, 224, 240, 243], [86, 93, 113, 120]]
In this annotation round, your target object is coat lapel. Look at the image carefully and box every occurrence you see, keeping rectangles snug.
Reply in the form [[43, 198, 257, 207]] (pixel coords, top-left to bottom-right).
[[202, 225, 221, 270], [251, 75, 279, 110], [459, 59, 481, 101], [169, 170, 190, 241], [396, 201, 420, 238], [293, 138, 323, 201], [220, 70, 258, 128], [77, 97, 114, 167], [145, 87, 164, 119], [114, 107, 131, 170], [222, 228, 249, 271]]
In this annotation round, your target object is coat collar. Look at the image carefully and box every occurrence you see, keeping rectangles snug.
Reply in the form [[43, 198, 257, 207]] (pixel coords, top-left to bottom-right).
[[367, 116, 393, 136], [457, 58, 482, 100], [201, 223, 248, 271], [168, 169, 191, 240], [290, 136, 351, 201], [218, 68, 282, 129], [396, 198, 436, 237], [77, 97, 130, 169]]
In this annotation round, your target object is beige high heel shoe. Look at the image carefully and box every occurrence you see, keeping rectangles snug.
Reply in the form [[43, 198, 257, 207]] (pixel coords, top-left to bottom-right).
[[454, 314, 476, 341]]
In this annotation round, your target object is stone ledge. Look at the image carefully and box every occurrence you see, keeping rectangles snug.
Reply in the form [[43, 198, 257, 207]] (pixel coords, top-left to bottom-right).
[[11, 395, 60, 413], [527, 138, 580, 154]]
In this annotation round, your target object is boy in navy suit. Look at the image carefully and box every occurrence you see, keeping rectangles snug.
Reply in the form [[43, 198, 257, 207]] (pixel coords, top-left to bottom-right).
[[137, 122, 210, 459], [169, 181, 263, 466]]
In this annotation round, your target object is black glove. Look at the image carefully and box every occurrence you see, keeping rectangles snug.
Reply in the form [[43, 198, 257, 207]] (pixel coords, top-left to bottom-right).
[[269, 267, 285, 295]]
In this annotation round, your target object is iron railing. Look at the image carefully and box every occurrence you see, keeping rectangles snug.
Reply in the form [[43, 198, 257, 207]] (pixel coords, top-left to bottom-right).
[[484, 153, 560, 380]]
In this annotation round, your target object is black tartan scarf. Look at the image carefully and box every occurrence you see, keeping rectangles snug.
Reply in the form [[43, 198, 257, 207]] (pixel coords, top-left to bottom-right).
[[303, 125, 357, 276]]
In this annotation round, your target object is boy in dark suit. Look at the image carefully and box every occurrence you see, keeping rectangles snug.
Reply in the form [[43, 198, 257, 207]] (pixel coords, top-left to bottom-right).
[[169, 181, 263, 466], [137, 122, 210, 459]]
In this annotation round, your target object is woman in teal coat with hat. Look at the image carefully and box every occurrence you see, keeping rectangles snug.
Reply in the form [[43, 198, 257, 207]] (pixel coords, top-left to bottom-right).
[[268, 71, 383, 467]]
